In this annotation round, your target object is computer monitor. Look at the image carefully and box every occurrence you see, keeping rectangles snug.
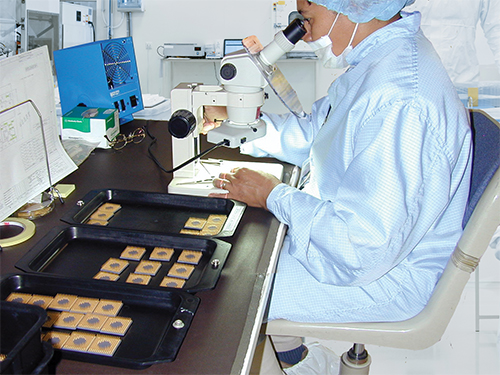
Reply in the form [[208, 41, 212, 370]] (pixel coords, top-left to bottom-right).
[[54, 37, 143, 125], [223, 39, 244, 56]]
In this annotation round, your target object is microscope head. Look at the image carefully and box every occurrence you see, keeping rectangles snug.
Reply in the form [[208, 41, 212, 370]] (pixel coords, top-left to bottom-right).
[[169, 18, 306, 148]]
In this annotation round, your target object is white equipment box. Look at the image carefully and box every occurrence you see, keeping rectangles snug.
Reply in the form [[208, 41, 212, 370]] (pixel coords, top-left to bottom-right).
[[61, 2, 93, 48], [163, 43, 205, 58]]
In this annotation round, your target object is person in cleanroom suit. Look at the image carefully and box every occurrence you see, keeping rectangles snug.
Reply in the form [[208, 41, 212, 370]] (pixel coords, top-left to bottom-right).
[[405, 0, 500, 84], [205, 0, 472, 373]]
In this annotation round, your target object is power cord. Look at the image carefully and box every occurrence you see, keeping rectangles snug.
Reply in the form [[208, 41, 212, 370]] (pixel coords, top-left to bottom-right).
[[156, 45, 166, 58], [145, 124, 229, 174], [88, 21, 96, 42]]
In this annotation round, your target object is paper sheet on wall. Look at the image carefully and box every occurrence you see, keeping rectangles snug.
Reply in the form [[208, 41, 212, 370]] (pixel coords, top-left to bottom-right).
[[0, 46, 77, 222]]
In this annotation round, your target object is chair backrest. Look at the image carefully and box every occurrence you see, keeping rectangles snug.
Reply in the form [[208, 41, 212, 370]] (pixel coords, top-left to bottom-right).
[[411, 167, 500, 349], [373, 109, 500, 347], [462, 109, 500, 227]]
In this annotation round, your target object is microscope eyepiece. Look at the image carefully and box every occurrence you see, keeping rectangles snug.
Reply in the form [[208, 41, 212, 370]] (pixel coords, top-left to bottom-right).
[[283, 18, 306, 45], [254, 18, 307, 68]]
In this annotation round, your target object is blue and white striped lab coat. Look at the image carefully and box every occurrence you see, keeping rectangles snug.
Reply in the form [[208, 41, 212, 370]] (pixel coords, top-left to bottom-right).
[[241, 12, 472, 323]]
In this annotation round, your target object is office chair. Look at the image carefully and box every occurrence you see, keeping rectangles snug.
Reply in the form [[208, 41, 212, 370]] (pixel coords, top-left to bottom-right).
[[264, 109, 500, 374], [468, 110, 500, 331]]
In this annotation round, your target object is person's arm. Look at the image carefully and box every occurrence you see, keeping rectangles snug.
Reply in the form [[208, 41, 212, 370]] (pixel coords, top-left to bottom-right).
[[209, 97, 331, 208], [240, 96, 331, 166]]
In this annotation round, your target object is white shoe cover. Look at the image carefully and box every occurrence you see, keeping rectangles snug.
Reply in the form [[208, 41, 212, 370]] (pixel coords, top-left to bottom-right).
[[283, 342, 340, 375]]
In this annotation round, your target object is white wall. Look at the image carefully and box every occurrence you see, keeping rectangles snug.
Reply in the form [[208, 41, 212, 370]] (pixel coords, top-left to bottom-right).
[[27, 0, 60, 13], [93, 0, 500, 105], [97, 0, 278, 97]]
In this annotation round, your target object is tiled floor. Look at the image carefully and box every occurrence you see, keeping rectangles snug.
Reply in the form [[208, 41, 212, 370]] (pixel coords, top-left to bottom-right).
[[308, 247, 500, 375]]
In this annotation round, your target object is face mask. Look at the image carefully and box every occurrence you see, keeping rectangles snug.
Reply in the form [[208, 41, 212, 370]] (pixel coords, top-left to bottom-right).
[[308, 13, 359, 69]]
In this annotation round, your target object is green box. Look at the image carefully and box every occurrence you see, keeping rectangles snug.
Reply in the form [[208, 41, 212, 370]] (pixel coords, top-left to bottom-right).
[[61, 107, 119, 149]]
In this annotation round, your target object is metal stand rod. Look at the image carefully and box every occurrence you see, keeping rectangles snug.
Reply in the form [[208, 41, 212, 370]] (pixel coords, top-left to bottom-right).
[[475, 266, 500, 332]]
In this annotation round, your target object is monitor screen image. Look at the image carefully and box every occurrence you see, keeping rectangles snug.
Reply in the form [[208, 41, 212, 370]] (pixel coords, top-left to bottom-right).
[[223, 39, 244, 56]]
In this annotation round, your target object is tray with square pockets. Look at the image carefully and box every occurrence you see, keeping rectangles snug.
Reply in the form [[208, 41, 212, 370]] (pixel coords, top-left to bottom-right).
[[15, 225, 231, 293], [1, 273, 200, 369], [60, 189, 246, 238]]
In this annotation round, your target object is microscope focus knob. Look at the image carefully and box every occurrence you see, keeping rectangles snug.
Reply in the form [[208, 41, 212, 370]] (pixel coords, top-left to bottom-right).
[[169, 109, 196, 138], [220, 63, 237, 80]]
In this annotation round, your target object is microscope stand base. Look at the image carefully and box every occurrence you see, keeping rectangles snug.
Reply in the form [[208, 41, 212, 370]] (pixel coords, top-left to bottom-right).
[[168, 159, 284, 197]]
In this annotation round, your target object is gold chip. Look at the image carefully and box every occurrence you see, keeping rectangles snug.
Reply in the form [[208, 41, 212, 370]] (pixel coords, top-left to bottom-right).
[[87, 334, 121, 356], [87, 219, 108, 226], [207, 214, 227, 225], [101, 316, 133, 336], [48, 294, 78, 311], [180, 229, 202, 235], [150, 247, 174, 261], [43, 311, 60, 328], [184, 217, 207, 230], [93, 271, 120, 281], [6, 292, 32, 304], [0, 354, 6, 361], [167, 263, 195, 280], [98, 203, 122, 214], [205, 222, 223, 232], [71, 297, 100, 314], [134, 260, 162, 276], [78, 313, 108, 332], [120, 246, 146, 261], [27, 294, 53, 309], [125, 273, 151, 285], [177, 250, 203, 265], [94, 299, 123, 317], [199, 228, 220, 236], [90, 210, 114, 222], [43, 331, 71, 349], [101, 257, 129, 274], [63, 332, 96, 352], [53, 311, 85, 330], [199, 222, 224, 236], [159, 277, 186, 289]]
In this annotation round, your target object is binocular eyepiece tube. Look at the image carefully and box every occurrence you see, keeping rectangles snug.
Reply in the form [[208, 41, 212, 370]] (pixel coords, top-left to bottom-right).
[[257, 18, 306, 67]]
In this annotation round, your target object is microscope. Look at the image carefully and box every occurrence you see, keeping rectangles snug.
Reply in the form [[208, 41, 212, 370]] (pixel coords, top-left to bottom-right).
[[167, 19, 306, 196]]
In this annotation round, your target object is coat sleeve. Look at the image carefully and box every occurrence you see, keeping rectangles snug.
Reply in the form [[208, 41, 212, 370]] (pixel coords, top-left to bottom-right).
[[240, 96, 331, 167]]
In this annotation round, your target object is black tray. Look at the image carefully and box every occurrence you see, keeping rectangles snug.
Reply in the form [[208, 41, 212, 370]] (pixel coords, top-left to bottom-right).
[[60, 189, 246, 237], [0, 301, 50, 374], [0, 274, 200, 369], [15, 225, 231, 293]]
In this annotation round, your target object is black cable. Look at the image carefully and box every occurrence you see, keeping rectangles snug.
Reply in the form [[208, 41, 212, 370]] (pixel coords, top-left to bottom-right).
[[88, 21, 96, 42], [145, 124, 229, 174]]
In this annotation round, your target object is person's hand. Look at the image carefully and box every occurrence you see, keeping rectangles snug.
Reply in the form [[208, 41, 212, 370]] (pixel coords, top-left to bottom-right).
[[209, 167, 281, 209], [243, 35, 264, 54], [201, 106, 228, 135]]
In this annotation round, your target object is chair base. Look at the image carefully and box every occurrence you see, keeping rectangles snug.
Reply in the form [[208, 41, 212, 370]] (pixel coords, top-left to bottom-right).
[[339, 344, 371, 375]]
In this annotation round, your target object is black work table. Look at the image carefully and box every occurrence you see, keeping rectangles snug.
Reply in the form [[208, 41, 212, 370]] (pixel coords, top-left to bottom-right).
[[0, 120, 296, 374]]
